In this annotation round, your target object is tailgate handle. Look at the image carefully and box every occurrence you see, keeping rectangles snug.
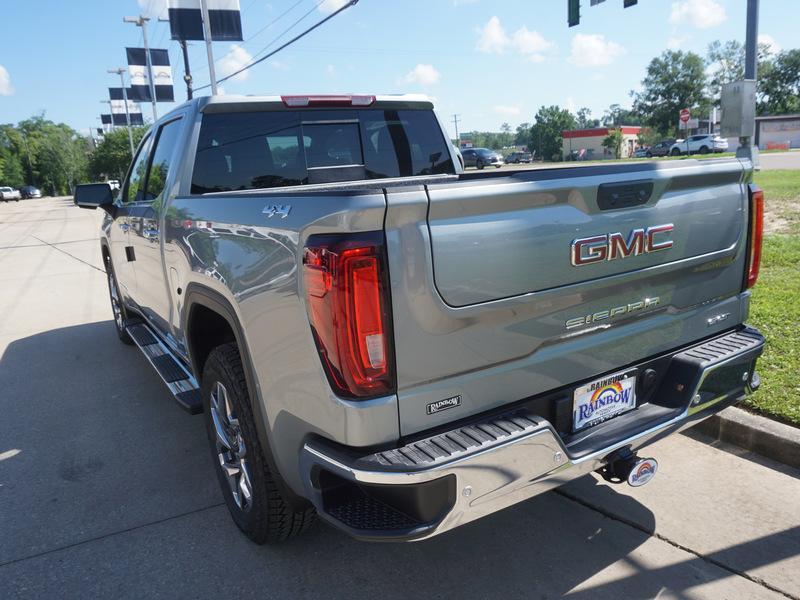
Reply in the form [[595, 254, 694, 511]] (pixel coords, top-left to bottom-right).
[[597, 180, 653, 211]]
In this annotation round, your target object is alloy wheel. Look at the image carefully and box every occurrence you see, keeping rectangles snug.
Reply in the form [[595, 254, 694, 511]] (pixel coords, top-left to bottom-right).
[[210, 381, 253, 511]]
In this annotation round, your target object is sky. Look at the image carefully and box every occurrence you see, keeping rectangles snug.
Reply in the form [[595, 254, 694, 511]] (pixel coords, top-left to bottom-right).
[[0, 0, 796, 139]]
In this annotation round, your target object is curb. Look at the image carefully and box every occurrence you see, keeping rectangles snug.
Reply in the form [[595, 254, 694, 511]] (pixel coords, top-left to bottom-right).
[[690, 406, 800, 469]]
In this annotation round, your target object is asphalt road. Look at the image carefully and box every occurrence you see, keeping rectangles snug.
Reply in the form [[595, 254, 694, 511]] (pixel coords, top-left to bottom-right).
[[1, 197, 799, 600], [468, 150, 800, 172]]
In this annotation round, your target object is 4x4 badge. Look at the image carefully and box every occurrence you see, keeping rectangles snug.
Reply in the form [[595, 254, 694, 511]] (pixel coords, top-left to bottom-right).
[[263, 204, 291, 219]]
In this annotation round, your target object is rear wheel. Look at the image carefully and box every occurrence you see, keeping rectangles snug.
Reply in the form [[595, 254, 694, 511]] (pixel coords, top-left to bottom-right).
[[203, 343, 316, 544], [105, 257, 133, 345], [646, 151, 652, 158], [476, 159, 484, 170], [671, 148, 682, 157], [699, 145, 710, 154]]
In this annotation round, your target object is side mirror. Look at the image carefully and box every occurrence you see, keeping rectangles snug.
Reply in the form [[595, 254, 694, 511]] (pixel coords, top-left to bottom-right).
[[74, 183, 114, 210]]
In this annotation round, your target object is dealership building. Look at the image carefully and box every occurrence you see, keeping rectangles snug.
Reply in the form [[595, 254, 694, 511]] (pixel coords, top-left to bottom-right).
[[561, 126, 642, 160]]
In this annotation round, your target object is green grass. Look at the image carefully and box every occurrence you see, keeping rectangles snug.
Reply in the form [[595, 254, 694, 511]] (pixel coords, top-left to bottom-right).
[[743, 170, 800, 425]]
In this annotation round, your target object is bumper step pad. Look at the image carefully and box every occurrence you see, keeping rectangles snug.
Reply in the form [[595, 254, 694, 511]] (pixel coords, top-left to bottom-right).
[[126, 322, 203, 414]]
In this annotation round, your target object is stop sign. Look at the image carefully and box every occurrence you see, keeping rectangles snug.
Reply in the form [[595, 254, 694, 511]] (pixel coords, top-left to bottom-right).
[[679, 108, 691, 123]]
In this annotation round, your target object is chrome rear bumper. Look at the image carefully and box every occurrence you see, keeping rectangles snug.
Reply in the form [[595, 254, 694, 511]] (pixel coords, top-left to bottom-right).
[[300, 327, 764, 541]]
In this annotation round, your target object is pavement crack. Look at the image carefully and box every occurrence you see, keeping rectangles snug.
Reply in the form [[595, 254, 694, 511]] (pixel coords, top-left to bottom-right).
[[30, 235, 105, 273], [555, 488, 798, 600], [0, 503, 225, 569]]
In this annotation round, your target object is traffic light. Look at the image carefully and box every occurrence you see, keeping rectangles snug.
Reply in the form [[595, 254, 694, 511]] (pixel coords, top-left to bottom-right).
[[568, 0, 580, 26]]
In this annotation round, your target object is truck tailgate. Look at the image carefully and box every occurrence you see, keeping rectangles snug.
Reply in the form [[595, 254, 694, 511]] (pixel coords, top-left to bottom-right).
[[384, 159, 751, 436]]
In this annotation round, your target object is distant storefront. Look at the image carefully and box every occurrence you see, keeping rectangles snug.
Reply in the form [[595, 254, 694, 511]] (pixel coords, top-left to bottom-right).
[[755, 114, 800, 150], [561, 127, 642, 160]]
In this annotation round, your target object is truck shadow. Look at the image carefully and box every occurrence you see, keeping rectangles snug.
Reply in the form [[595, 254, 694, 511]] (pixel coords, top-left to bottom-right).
[[1, 320, 796, 599]]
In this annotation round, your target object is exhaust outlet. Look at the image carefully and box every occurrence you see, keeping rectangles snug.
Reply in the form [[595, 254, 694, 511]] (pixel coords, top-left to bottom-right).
[[599, 450, 658, 487]]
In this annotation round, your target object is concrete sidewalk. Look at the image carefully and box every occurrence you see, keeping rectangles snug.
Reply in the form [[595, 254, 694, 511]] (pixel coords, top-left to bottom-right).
[[1, 197, 798, 599]]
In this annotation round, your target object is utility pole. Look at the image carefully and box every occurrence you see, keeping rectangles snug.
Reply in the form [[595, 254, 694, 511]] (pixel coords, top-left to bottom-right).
[[107, 69, 136, 157], [123, 15, 158, 120], [451, 114, 460, 146], [158, 16, 193, 100], [736, 0, 759, 166], [200, 0, 219, 95]]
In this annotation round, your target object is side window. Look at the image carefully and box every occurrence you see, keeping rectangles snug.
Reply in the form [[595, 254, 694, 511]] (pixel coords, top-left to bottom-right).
[[124, 134, 152, 204], [144, 118, 183, 203]]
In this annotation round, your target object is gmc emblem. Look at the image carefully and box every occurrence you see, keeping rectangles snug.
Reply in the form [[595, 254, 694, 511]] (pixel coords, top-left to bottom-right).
[[571, 224, 674, 266]]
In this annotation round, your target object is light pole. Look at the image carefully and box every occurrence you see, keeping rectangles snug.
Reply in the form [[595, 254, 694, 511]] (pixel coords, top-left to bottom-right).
[[158, 16, 193, 100], [199, 0, 219, 95], [123, 15, 158, 120], [107, 69, 136, 156]]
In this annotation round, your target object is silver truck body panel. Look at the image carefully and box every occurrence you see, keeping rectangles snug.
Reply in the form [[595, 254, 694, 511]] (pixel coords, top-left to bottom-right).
[[99, 97, 757, 504]]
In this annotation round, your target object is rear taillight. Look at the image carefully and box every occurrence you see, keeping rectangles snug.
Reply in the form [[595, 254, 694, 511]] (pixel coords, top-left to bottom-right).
[[303, 233, 394, 398], [745, 184, 764, 289]]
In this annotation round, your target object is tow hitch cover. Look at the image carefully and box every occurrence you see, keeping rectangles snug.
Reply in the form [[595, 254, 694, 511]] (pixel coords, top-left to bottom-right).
[[628, 458, 658, 487]]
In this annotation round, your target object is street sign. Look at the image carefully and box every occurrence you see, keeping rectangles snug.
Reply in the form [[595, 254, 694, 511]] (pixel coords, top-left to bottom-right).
[[679, 108, 691, 124]]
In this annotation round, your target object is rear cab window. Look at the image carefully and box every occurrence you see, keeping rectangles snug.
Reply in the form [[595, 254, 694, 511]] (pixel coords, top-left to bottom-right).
[[191, 108, 455, 194]]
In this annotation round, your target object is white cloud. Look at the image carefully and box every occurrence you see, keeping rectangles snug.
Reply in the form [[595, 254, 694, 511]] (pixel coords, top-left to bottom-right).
[[667, 35, 687, 50], [476, 17, 554, 61], [0, 65, 13, 96], [512, 26, 553, 62], [758, 34, 781, 55], [476, 16, 509, 54], [403, 64, 441, 86], [493, 105, 521, 116], [669, 0, 726, 29], [568, 34, 624, 67], [218, 45, 253, 82], [137, 0, 168, 18], [565, 97, 576, 114], [318, 0, 350, 13]]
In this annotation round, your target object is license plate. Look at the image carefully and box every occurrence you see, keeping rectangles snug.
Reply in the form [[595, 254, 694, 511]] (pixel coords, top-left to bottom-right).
[[573, 370, 637, 432]]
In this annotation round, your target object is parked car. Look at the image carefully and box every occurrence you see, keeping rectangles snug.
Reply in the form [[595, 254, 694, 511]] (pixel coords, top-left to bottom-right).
[[461, 147, 504, 169], [633, 147, 650, 158], [73, 93, 765, 544], [0, 186, 21, 202], [646, 140, 675, 158], [670, 135, 729, 156], [506, 151, 532, 164], [19, 185, 42, 199], [567, 148, 596, 161]]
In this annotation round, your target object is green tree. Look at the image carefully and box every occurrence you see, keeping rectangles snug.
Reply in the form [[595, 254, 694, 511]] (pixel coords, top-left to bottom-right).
[[530, 105, 577, 161], [705, 39, 773, 105], [758, 49, 800, 114], [602, 103, 640, 127], [602, 127, 624, 159], [514, 122, 531, 146], [632, 50, 710, 136], [576, 107, 597, 129], [89, 126, 149, 181]]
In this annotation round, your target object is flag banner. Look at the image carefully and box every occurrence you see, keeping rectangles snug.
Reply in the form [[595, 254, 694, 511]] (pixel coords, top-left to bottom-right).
[[126, 48, 175, 102], [167, 0, 243, 41], [110, 113, 144, 126], [108, 88, 144, 112]]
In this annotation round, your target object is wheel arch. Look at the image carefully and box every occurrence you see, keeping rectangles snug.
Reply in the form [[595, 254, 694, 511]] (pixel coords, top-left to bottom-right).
[[182, 283, 310, 509]]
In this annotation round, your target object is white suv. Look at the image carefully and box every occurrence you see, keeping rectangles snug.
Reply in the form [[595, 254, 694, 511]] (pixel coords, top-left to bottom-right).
[[0, 187, 21, 202], [670, 134, 729, 156]]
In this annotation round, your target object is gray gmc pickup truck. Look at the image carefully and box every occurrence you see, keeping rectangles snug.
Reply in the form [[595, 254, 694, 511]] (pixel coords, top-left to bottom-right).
[[74, 94, 765, 543]]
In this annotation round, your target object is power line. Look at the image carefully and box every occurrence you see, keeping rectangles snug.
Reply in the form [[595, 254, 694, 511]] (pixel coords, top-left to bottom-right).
[[190, 0, 309, 76], [195, 0, 358, 91]]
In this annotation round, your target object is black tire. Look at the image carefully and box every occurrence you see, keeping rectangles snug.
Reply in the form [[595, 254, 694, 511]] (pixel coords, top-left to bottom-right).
[[671, 148, 682, 157], [646, 151, 652, 158], [203, 343, 316, 544], [699, 145, 710, 154], [105, 256, 134, 345], [476, 159, 484, 170]]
